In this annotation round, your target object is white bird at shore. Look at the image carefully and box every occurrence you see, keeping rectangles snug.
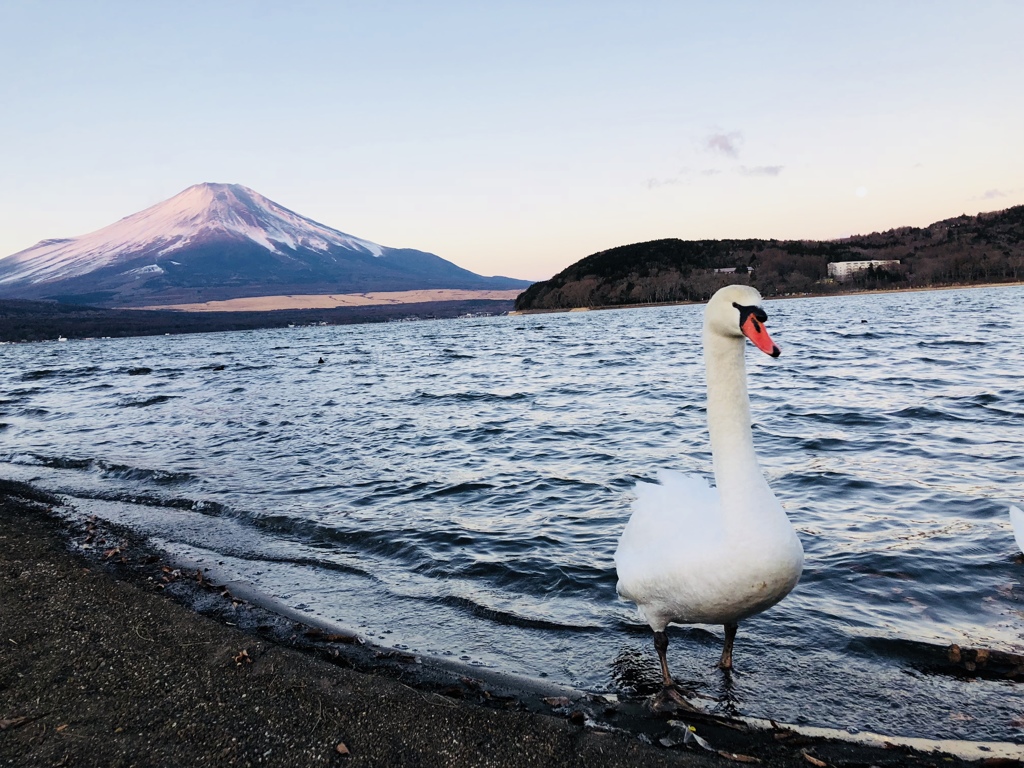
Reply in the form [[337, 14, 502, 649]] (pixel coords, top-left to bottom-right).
[[1010, 505, 1024, 554], [614, 284, 804, 704]]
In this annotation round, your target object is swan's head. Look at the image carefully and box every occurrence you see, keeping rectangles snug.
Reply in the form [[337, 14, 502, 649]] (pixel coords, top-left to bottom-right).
[[705, 284, 780, 357]]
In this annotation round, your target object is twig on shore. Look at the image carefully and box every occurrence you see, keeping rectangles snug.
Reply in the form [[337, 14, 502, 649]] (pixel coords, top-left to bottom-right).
[[0, 714, 44, 731], [309, 697, 322, 736]]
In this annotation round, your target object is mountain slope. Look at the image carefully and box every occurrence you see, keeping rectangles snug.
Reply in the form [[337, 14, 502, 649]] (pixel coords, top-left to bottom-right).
[[515, 205, 1024, 310], [0, 184, 529, 306]]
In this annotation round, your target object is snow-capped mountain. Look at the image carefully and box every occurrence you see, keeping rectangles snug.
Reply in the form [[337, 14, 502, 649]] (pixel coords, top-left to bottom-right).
[[0, 183, 529, 306]]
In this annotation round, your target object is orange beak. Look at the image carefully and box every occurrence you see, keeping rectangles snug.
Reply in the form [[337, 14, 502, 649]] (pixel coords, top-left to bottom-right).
[[741, 314, 781, 358]]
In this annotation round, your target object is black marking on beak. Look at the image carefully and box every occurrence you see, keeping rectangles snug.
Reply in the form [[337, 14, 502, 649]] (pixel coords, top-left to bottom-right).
[[732, 302, 768, 326]]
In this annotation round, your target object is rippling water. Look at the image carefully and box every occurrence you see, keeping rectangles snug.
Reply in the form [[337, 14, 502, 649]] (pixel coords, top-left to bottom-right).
[[2, 286, 1023, 741]]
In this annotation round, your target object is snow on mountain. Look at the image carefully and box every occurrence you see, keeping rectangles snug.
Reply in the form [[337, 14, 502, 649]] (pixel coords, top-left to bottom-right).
[[0, 183, 530, 306], [0, 183, 383, 287]]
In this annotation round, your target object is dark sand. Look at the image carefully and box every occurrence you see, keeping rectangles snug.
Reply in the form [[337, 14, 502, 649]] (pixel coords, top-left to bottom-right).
[[1, 481, 1015, 767]]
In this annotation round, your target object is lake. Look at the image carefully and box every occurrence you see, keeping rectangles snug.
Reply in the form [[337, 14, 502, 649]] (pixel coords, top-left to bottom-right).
[[1, 285, 1022, 742]]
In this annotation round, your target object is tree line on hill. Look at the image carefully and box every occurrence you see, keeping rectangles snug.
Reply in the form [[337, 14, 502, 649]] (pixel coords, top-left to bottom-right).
[[514, 205, 1024, 311]]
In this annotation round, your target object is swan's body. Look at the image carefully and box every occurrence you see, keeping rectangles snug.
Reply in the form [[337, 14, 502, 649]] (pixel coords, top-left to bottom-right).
[[614, 284, 803, 686], [1010, 505, 1024, 554]]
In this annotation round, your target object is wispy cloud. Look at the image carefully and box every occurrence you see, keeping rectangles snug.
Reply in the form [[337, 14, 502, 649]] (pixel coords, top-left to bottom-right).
[[705, 131, 742, 158], [646, 167, 711, 188], [646, 176, 683, 189], [738, 165, 783, 177], [970, 187, 1020, 202], [646, 164, 780, 189]]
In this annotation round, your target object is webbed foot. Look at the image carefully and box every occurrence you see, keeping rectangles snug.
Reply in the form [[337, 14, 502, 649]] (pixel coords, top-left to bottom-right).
[[650, 684, 699, 713]]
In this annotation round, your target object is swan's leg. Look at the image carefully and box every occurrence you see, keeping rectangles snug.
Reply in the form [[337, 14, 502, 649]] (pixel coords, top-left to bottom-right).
[[654, 630, 673, 687], [650, 630, 697, 710], [718, 622, 738, 669]]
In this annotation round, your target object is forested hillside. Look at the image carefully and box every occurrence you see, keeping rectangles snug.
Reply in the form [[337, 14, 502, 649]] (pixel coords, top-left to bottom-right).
[[515, 205, 1024, 310]]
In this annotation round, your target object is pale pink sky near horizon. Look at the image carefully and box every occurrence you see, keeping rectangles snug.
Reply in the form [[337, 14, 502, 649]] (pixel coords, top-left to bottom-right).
[[1, 1, 1022, 282]]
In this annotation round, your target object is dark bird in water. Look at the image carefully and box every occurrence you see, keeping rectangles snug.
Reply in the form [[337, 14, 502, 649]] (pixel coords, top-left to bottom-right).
[[318, 357, 325, 364]]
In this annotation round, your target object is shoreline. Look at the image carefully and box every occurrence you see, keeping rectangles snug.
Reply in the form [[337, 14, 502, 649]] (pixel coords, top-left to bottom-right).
[[134, 289, 525, 313], [2, 479, 1018, 766], [509, 281, 1024, 315]]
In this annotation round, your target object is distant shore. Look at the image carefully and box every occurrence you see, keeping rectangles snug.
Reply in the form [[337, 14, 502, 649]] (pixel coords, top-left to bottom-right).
[[0, 297, 516, 343], [1, 479, 1016, 767], [509, 281, 1024, 315], [138, 288, 525, 312]]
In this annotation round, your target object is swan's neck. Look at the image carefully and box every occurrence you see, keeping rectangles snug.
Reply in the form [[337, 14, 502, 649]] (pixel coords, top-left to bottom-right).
[[704, 329, 767, 514]]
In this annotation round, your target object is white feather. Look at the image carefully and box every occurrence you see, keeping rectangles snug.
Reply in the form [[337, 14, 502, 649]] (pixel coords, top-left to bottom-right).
[[1010, 505, 1024, 554], [614, 284, 803, 636]]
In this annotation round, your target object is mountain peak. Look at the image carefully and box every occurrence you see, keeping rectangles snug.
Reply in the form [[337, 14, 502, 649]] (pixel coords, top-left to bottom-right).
[[0, 183, 384, 289], [0, 183, 530, 306]]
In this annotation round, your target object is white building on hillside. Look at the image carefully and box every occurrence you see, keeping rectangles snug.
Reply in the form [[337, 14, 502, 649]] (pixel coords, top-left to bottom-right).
[[827, 259, 900, 280]]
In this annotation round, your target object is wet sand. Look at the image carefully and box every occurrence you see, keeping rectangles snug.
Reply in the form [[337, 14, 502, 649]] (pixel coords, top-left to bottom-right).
[[0, 481, 1014, 767]]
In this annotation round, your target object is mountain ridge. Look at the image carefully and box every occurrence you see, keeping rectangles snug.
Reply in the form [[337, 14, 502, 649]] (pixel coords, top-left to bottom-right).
[[0, 183, 529, 307]]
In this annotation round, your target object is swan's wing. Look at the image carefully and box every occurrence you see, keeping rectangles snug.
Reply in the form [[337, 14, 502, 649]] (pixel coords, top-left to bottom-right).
[[614, 470, 722, 598], [1010, 505, 1024, 554]]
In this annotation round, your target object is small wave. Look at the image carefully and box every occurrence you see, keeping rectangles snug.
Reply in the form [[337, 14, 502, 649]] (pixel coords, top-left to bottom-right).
[[799, 436, 854, 451], [414, 482, 495, 499], [61, 487, 229, 515], [98, 462, 196, 486], [18, 407, 50, 417], [222, 551, 372, 579], [530, 476, 607, 494], [838, 331, 885, 339], [424, 555, 613, 594], [430, 593, 600, 632], [22, 455, 94, 470], [916, 338, 987, 347], [5, 387, 44, 398], [119, 395, 178, 408], [890, 405, 974, 422], [127, 366, 152, 376], [21, 369, 58, 381], [965, 392, 1000, 405], [4, 453, 197, 487], [415, 391, 529, 403], [786, 410, 888, 427], [20, 365, 101, 381]]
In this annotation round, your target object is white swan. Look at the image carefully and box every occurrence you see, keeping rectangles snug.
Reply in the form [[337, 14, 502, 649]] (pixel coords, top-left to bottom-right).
[[1010, 505, 1024, 554], [614, 284, 804, 695]]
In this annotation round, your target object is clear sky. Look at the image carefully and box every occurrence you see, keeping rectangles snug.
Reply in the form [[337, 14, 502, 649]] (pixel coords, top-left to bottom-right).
[[1, 1, 1022, 281]]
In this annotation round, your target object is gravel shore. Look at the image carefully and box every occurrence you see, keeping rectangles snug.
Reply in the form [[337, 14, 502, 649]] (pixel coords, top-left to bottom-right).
[[0, 481, 1013, 767]]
